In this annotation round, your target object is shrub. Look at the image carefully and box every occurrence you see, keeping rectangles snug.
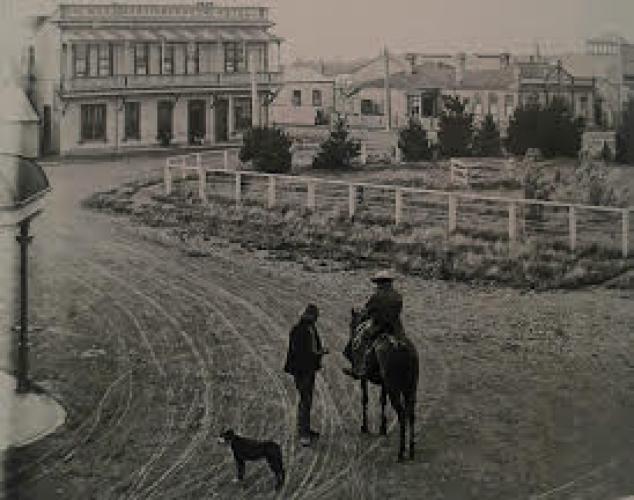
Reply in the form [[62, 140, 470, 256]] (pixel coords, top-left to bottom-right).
[[507, 98, 584, 158], [312, 117, 361, 169], [239, 126, 293, 174], [523, 164, 554, 220], [473, 114, 502, 157], [616, 99, 634, 165], [398, 119, 432, 162], [574, 160, 619, 206], [438, 95, 474, 158]]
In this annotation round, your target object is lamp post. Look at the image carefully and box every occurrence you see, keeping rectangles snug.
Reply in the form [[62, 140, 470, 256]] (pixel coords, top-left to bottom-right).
[[15, 218, 33, 394]]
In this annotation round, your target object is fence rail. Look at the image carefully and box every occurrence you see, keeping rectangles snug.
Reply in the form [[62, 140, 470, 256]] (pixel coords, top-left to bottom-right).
[[163, 152, 634, 258]]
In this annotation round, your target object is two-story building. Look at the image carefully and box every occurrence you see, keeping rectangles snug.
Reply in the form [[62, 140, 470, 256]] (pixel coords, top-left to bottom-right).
[[31, 2, 283, 156]]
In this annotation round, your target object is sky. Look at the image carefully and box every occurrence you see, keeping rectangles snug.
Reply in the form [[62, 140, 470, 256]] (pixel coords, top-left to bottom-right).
[[4, 0, 634, 63]]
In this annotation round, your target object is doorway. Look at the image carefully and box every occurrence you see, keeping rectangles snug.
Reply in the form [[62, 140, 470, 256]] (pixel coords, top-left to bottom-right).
[[215, 99, 228, 142], [42, 105, 51, 155], [188, 100, 206, 145], [157, 101, 174, 144]]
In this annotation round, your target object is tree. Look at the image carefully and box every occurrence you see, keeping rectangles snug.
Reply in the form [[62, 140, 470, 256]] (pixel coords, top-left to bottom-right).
[[473, 114, 502, 157], [437, 95, 474, 158], [312, 117, 361, 169], [507, 97, 584, 158], [398, 118, 432, 162], [616, 99, 634, 165], [239, 126, 293, 174]]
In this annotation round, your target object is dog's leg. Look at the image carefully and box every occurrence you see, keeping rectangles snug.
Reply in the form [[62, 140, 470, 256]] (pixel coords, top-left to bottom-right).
[[234, 458, 245, 482]]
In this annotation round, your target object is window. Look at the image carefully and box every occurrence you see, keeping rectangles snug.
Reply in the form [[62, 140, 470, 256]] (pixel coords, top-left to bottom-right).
[[422, 94, 435, 117], [157, 101, 174, 137], [361, 99, 380, 115], [186, 43, 199, 75], [98, 43, 112, 76], [408, 95, 421, 116], [124, 102, 140, 140], [224, 42, 245, 73], [292, 90, 302, 107], [74, 45, 88, 77], [312, 89, 322, 107], [134, 43, 149, 75], [81, 104, 107, 141], [504, 94, 515, 116], [162, 44, 174, 75], [488, 93, 499, 116], [579, 95, 589, 119]]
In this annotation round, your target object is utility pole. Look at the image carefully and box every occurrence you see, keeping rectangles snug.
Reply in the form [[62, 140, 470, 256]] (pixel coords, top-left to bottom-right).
[[16, 219, 33, 394], [384, 45, 391, 131]]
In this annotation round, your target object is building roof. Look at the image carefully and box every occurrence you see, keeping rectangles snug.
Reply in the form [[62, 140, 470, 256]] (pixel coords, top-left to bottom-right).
[[0, 155, 50, 210], [282, 65, 334, 83], [558, 53, 621, 81], [356, 65, 516, 92], [0, 86, 39, 123]]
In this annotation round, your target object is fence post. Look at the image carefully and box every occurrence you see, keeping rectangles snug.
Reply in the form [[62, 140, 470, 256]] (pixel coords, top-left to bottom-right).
[[449, 159, 455, 184], [181, 158, 187, 180], [448, 194, 457, 234], [395, 146, 402, 165], [198, 165, 206, 202], [224, 150, 229, 170], [508, 202, 517, 251], [307, 181, 316, 211], [235, 173, 242, 206], [395, 189, 403, 226], [569, 206, 577, 252], [623, 209, 630, 258], [361, 143, 367, 165], [164, 161, 172, 195], [268, 175, 276, 209], [348, 184, 356, 219]]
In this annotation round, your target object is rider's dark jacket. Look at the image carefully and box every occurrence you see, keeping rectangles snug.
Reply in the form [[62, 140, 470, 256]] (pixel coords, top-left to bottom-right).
[[284, 319, 323, 376], [362, 287, 404, 336]]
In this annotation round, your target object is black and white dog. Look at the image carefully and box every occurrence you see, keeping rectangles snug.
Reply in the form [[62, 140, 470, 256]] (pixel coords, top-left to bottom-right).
[[218, 429, 285, 491]]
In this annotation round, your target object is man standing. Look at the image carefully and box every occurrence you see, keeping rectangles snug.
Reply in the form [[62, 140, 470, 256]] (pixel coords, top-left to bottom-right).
[[284, 304, 328, 447], [343, 270, 404, 379]]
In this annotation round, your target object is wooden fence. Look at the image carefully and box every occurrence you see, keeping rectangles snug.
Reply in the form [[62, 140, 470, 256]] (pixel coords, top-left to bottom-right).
[[163, 152, 633, 258]]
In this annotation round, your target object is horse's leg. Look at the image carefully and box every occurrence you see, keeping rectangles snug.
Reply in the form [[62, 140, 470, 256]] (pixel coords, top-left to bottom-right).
[[361, 379, 369, 434], [380, 384, 387, 436], [407, 394, 416, 460], [387, 389, 406, 461]]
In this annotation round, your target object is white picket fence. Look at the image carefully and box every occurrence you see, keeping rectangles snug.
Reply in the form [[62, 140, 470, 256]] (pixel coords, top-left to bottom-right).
[[163, 151, 633, 258]]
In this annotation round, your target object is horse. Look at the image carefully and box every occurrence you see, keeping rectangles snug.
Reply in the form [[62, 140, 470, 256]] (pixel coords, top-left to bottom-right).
[[344, 308, 419, 461]]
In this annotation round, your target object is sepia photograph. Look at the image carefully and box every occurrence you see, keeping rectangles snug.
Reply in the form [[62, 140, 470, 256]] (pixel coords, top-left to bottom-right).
[[1, 0, 634, 498]]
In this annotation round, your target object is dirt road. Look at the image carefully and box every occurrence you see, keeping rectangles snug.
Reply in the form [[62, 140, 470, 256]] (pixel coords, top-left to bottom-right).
[[5, 158, 634, 499]]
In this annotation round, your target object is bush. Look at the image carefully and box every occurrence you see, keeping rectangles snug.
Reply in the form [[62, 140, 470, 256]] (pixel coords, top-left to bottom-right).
[[239, 126, 293, 174], [473, 114, 502, 157], [507, 98, 584, 158], [616, 99, 634, 165], [574, 160, 619, 206], [437, 96, 474, 158], [398, 119, 432, 161], [312, 117, 361, 169]]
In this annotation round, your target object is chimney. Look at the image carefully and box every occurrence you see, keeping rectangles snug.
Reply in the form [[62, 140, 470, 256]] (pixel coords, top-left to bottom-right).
[[500, 52, 511, 68], [454, 52, 466, 86], [319, 58, 325, 75]]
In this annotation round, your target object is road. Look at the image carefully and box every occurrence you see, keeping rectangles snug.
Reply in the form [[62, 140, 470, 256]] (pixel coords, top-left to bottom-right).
[[5, 157, 634, 499]]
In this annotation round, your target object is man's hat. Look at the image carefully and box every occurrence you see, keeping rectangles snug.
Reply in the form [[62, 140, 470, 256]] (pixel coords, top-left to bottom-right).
[[301, 303, 319, 320], [371, 270, 395, 283]]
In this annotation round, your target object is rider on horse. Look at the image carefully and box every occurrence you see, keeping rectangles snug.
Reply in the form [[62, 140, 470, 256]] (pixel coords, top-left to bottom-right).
[[343, 270, 404, 379]]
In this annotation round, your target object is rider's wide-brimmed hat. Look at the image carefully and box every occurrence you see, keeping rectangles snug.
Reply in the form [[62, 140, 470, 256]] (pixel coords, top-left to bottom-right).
[[371, 270, 395, 283]]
